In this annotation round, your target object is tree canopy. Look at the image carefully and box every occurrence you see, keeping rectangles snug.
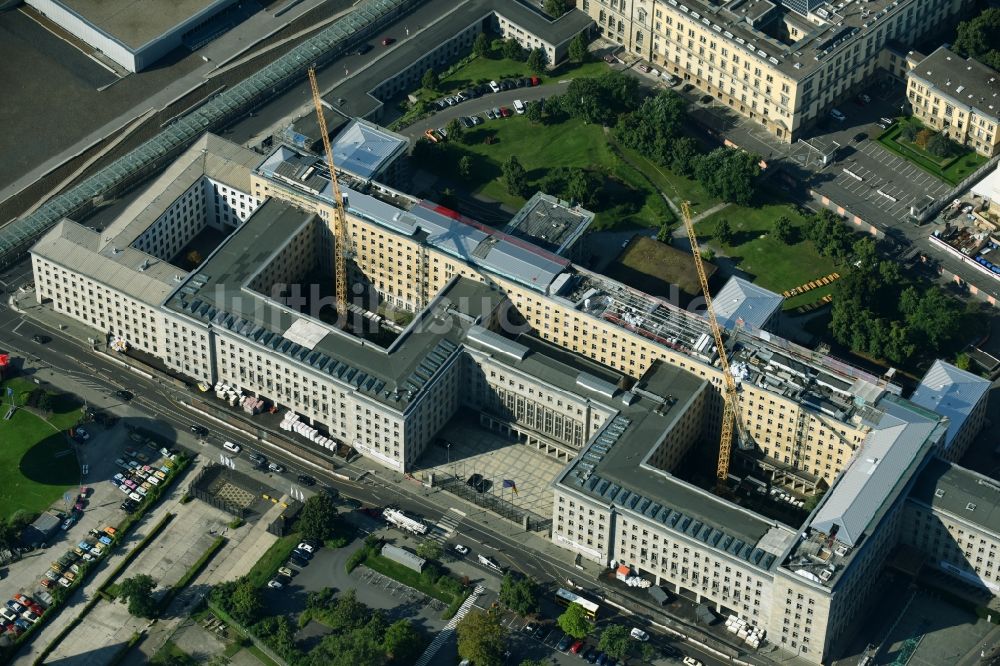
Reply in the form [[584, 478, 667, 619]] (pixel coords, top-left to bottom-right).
[[119, 574, 157, 618], [598, 625, 632, 660], [527, 47, 548, 74], [421, 68, 439, 91], [457, 610, 507, 666], [544, 0, 574, 17], [499, 573, 540, 616], [502, 155, 529, 197], [299, 494, 339, 543], [565, 72, 640, 125], [693, 148, 761, 205], [502, 37, 525, 61], [953, 8, 1000, 70], [568, 32, 589, 63], [474, 33, 491, 58], [557, 602, 593, 639]]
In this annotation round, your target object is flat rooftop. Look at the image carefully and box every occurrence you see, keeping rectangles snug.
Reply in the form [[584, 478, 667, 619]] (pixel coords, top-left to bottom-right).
[[331, 118, 409, 181], [605, 236, 714, 304], [909, 46, 1000, 120], [52, 0, 234, 49], [504, 192, 594, 256], [909, 457, 1000, 536], [555, 361, 796, 574], [258, 144, 569, 292], [165, 198, 504, 411]]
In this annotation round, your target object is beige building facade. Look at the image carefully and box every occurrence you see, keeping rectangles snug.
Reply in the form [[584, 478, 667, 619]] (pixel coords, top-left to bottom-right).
[[906, 46, 1000, 158], [583, 0, 971, 141]]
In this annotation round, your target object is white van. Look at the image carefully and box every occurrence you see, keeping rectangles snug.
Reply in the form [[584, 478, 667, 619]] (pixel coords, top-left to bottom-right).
[[223, 441, 241, 453], [513, 99, 525, 114]]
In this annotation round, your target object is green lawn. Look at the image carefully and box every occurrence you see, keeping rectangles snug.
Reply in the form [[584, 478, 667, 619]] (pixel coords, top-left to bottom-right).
[[0, 378, 82, 522], [619, 145, 721, 215], [696, 200, 841, 307], [245, 532, 301, 588], [362, 553, 458, 605], [427, 116, 683, 229], [877, 117, 988, 186]]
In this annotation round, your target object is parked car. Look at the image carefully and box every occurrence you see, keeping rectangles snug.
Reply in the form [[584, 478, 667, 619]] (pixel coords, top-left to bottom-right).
[[114, 389, 133, 401], [682, 657, 704, 666], [297, 542, 316, 554], [533, 625, 547, 639], [853, 132, 868, 142], [278, 567, 294, 578], [630, 627, 649, 641], [829, 108, 846, 121], [289, 554, 309, 567], [489, 80, 500, 93], [0, 608, 16, 623], [5, 601, 24, 614], [499, 106, 511, 117], [491, 107, 501, 118], [638, 64, 651, 73], [267, 579, 283, 589], [292, 548, 313, 560], [459, 116, 473, 128], [268, 462, 285, 473], [248, 452, 266, 466], [454, 544, 470, 556], [73, 428, 90, 442], [31, 334, 51, 344], [223, 441, 241, 453], [381, 37, 395, 46], [61, 517, 76, 531], [570, 640, 585, 654], [189, 424, 209, 436], [297, 474, 316, 486], [513, 99, 525, 114], [557, 634, 574, 651]]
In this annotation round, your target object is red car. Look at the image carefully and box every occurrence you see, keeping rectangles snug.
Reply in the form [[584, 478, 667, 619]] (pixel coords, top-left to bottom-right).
[[381, 37, 395, 46], [530, 76, 540, 86], [499, 106, 511, 117], [570, 640, 585, 654]]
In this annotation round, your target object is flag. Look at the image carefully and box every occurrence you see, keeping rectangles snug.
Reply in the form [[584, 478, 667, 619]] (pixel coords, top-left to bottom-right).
[[502, 479, 518, 495]]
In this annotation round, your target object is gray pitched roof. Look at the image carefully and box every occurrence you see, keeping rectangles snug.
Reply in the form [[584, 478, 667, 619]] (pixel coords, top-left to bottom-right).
[[712, 277, 784, 331], [810, 397, 944, 546], [908, 457, 1000, 536], [910, 359, 991, 447], [331, 119, 408, 180]]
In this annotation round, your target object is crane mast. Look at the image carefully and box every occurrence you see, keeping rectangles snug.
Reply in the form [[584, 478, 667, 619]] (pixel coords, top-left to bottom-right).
[[307, 67, 349, 315], [680, 201, 743, 486]]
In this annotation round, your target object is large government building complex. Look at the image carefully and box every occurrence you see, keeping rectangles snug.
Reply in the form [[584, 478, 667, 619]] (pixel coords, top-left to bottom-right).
[[30, 132, 994, 663], [581, 0, 973, 141]]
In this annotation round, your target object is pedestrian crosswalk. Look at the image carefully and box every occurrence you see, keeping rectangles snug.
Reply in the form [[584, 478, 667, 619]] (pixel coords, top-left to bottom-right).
[[413, 586, 484, 666], [426, 510, 462, 543]]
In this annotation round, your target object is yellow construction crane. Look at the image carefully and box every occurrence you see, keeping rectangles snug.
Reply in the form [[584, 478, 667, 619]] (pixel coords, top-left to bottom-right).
[[681, 201, 743, 486], [308, 67, 349, 315]]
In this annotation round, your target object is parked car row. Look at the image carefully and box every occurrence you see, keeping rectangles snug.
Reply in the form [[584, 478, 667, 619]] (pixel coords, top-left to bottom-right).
[[431, 76, 540, 111], [269, 540, 320, 588], [1, 593, 47, 637], [424, 98, 539, 141]]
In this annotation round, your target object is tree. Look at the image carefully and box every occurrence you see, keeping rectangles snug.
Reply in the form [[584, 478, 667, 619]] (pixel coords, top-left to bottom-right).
[[568, 32, 589, 63], [525, 99, 543, 123], [231, 577, 263, 625], [446, 117, 464, 144], [416, 539, 443, 561], [773, 216, 794, 244], [520, 661, 547, 666], [384, 619, 423, 663], [956, 352, 972, 370], [421, 68, 440, 91], [119, 574, 157, 618], [458, 155, 472, 179], [598, 624, 632, 660], [502, 37, 525, 61], [714, 218, 733, 246], [299, 494, 338, 543], [926, 131, 956, 158], [527, 47, 548, 75], [566, 71, 640, 125], [499, 573, 540, 616], [953, 9, 1000, 70], [900, 122, 919, 143], [254, 615, 299, 661], [328, 589, 369, 631], [457, 610, 507, 666], [694, 148, 760, 205], [640, 642, 659, 663], [557, 602, 593, 639], [502, 155, 529, 198], [565, 168, 602, 208], [657, 222, 673, 243], [544, 0, 572, 17], [915, 128, 933, 148], [474, 32, 491, 58], [669, 135, 700, 176]]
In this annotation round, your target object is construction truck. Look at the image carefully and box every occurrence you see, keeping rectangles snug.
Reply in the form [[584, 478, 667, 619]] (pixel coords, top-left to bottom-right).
[[382, 508, 428, 535]]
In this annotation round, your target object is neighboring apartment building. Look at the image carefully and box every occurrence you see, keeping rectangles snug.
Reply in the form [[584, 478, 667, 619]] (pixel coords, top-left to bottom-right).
[[906, 46, 1000, 157], [582, 0, 972, 142]]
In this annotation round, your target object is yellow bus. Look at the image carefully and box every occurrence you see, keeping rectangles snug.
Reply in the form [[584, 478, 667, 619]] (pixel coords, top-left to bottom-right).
[[555, 587, 599, 621]]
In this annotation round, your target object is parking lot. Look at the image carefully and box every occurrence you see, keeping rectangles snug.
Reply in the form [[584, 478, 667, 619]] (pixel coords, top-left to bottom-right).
[[816, 138, 953, 222]]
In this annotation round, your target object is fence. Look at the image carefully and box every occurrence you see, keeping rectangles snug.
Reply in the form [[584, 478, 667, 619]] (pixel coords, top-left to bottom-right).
[[189, 464, 248, 519]]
